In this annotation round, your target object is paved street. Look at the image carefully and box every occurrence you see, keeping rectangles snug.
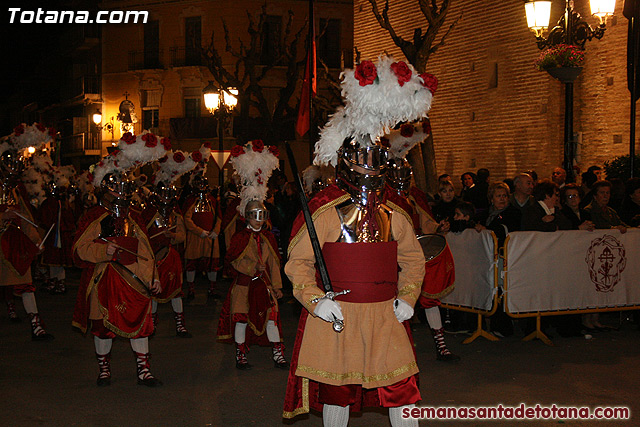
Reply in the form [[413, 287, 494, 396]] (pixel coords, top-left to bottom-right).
[[1, 269, 639, 426]]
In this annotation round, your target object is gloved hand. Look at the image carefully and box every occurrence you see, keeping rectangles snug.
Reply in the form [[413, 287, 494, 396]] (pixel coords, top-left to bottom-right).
[[208, 231, 218, 239], [313, 298, 344, 323], [394, 298, 413, 323]]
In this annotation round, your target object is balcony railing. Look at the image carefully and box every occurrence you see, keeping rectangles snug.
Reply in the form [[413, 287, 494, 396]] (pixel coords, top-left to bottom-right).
[[128, 49, 164, 71], [169, 117, 218, 139], [61, 132, 101, 156], [60, 76, 100, 101], [170, 46, 202, 67]]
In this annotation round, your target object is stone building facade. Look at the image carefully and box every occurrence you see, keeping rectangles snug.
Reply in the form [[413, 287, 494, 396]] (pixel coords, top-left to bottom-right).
[[354, 0, 633, 187]]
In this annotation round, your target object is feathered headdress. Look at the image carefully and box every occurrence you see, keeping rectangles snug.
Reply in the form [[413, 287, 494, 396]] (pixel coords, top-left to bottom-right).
[[89, 131, 171, 186], [0, 122, 55, 157], [384, 119, 432, 160], [154, 149, 199, 186], [302, 164, 335, 194], [314, 56, 437, 166], [229, 140, 279, 216]]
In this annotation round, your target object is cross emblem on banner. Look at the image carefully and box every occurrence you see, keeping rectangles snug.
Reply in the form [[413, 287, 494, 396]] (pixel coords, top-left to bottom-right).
[[210, 150, 231, 169]]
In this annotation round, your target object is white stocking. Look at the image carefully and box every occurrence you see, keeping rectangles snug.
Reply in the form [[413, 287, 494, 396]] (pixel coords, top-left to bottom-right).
[[185, 270, 196, 283], [151, 299, 158, 314], [266, 320, 280, 342], [389, 404, 418, 427], [171, 298, 183, 313], [235, 322, 247, 344], [322, 404, 349, 427], [21, 292, 38, 314], [130, 337, 149, 354], [94, 336, 113, 355], [424, 307, 442, 329], [207, 271, 217, 281]]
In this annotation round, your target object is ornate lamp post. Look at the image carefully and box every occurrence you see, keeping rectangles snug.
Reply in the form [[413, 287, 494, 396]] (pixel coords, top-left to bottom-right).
[[203, 81, 238, 188], [525, 0, 615, 181], [92, 110, 115, 142]]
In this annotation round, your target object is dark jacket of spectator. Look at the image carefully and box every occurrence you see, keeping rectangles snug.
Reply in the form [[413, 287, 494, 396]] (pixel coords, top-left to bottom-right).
[[521, 201, 572, 231], [560, 205, 592, 230], [476, 204, 521, 247]]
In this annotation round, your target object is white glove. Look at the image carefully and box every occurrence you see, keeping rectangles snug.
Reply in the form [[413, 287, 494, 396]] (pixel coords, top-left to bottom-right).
[[394, 299, 414, 323], [313, 298, 344, 323], [208, 231, 218, 239]]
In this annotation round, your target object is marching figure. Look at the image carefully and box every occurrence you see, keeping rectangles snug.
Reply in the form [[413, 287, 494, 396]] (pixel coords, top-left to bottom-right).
[[384, 121, 459, 362], [217, 140, 287, 370], [0, 123, 55, 340], [38, 164, 77, 295], [182, 147, 222, 300], [283, 57, 432, 426], [143, 149, 203, 338], [72, 131, 169, 387]]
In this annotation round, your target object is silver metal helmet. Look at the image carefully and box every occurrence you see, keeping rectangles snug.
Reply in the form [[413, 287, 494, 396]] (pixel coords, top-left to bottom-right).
[[386, 157, 413, 195], [336, 135, 388, 203], [0, 150, 26, 180], [101, 172, 136, 202], [244, 200, 269, 222]]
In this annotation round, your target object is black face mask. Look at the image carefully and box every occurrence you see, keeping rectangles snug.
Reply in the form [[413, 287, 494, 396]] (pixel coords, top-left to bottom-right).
[[450, 219, 474, 233]]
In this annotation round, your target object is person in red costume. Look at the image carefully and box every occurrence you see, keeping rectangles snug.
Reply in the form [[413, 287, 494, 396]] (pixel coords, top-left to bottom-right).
[[217, 140, 286, 369], [385, 156, 459, 363], [37, 171, 76, 295], [183, 165, 222, 300], [72, 131, 168, 387], [1, 123, 54, 341], [142, 148, 202, 338]]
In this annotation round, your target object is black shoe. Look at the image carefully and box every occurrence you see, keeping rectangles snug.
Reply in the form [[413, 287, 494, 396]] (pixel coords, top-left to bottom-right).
[[236, 361, 252, 370], [437, 352, 461, 362], [207, 290, 221, 299], [32, 332, 55, 342], [137, 377, 163, 387], [96, 377, 111, 387], [186, 291, 195, 301], [176, 330, 193, 338], [274, 360, 290, 369]]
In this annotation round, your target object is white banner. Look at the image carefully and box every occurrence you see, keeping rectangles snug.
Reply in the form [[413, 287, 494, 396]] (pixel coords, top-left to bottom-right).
[[505, 229, 640, 313], [441, 229, 497, 312]]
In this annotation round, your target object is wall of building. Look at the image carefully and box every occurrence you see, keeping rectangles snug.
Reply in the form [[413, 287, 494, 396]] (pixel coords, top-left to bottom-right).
[[354, 0, 634, 187], [100, 0, 353, 182]]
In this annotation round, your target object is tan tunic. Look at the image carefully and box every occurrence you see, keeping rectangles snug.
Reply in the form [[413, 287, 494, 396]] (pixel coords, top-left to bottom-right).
[[285, 206, 425, 388], [0, 191, 41, 286], [230, 231, 282, 315], [73, 212, 157, 320], [183, 200, 222, 260]]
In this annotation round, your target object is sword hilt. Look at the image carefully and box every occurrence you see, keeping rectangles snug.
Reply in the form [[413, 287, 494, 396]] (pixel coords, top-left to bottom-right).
[[311, 289, 351, 333]]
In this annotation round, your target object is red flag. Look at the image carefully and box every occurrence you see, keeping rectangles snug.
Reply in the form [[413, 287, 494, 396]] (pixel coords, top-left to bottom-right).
[[296, 20, 316, 137]]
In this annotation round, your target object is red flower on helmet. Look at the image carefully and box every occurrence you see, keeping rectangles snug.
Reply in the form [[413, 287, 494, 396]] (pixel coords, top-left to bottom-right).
[[419, 73, 438, 94], [173, 152, 185, 163], [252, 139, 265, 152], [111, 149, 121, 156], [191, 151, 203, 163], [122, 132, 136, 145], [231, 145, 244, 157], [391, 61, 412, 87], [98, 161, 104, 167], [421, 119, 432, 135], [400, 123, 414, 138], [142, 133, 157, 148], [13, 124, 24, 136], [161, 137, 172, 151], [203, 142, 211, 149], [268, 145, 280, 157], [379, 137, 390, 148], [354, 60, 377, 86], [87, 173, 94, 182]]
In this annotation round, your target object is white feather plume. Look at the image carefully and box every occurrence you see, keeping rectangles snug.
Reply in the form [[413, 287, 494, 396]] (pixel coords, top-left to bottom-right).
[[386, 120, 431, 160], [229, 141, 279, 216], [1, 123, 54, 156], [315, 56, 434, 166], [154, 150, 198, 185]]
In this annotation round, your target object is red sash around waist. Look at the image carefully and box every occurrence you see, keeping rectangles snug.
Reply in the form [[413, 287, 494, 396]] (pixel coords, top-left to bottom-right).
[[192, 212, 214, 231], [322, 241, 398, 303]]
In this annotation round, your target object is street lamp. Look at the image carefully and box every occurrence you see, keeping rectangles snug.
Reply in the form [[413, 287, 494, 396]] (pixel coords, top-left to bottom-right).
[[203, 81, 238, 188], [525, 0, 615, 181], [92, 110, 115, 141]]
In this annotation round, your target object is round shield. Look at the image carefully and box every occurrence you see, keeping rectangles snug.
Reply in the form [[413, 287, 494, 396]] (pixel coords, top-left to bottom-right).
[[417, 233, 446, 262]]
